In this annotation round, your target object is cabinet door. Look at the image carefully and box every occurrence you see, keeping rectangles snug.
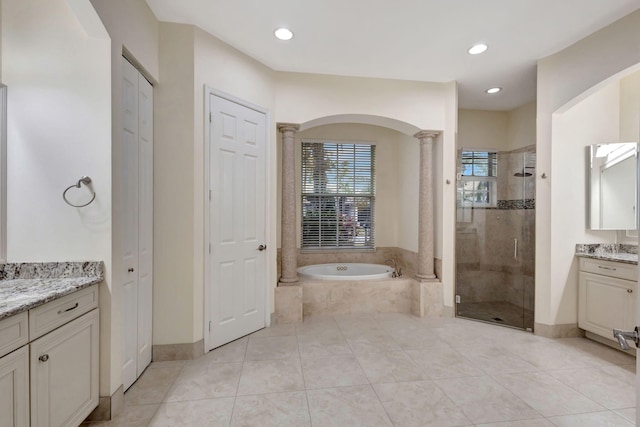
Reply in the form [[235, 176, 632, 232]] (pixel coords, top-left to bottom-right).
[[579, 272, 635, 341], [0, 346, 29, 427], [30, 309, 99, 427]]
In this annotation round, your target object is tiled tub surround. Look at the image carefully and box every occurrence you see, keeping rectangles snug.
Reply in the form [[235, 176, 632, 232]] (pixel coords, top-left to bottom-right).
[[575, 243, 638, 264], [275, 247, 445, 322], [0, 261, 104, 320]]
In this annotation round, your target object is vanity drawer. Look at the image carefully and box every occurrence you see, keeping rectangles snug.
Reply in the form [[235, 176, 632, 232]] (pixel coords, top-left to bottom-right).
[[0, 311, 29, 358], [579, 257, 637, 281], [29, 285, 98, 340]]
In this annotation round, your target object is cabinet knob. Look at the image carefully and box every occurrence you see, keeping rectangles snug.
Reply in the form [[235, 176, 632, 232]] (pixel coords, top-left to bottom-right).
[[128, 268, 135, 273], [39, 354, 49, 362], [628, 289, 633, 293]]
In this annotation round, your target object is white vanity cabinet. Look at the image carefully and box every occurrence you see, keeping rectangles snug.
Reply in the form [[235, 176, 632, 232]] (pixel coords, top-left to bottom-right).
[[30, 309, 99, 427], [578, 257, 637, 342], [0, 284, 99, 427], [0, 347, 29, 427], [29, 286, 99, 427]]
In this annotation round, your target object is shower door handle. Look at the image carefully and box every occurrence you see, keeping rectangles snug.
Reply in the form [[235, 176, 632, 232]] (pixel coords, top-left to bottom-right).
[[513, 238, 518, 260]]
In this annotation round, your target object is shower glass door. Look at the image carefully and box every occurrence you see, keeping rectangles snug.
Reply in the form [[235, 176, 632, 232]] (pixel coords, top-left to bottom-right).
[[455, 148, 535, 330]]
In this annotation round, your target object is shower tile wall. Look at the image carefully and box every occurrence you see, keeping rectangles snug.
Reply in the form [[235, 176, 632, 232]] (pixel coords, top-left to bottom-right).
[[456, 147, 535, 329]]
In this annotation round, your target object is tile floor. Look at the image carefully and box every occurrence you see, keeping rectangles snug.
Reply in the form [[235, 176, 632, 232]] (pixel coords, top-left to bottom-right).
[[84, 313, 637, 426]]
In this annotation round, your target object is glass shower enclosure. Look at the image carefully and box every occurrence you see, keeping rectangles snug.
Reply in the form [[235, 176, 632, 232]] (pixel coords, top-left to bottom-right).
[[455, 148, 536, 330]]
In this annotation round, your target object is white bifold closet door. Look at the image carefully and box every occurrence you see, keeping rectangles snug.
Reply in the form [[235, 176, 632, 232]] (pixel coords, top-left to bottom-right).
[[121, 57, 153, 392]]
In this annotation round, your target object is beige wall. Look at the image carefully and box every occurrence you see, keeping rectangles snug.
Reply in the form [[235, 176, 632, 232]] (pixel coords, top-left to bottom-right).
[[620, 69, 640, 141], [154, 23, 197, 345], [397, 134, 420, 252], [537, 9, 640, 327], [458, 110, 509, 151], [458, 103, 536, 152], [508, 102, 537, 150], [3, 0, 114, 394]]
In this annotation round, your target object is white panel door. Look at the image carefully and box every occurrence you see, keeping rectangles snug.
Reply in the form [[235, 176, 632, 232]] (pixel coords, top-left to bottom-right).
[[121, 57, 153, 391], [208, 93, 267, 349]]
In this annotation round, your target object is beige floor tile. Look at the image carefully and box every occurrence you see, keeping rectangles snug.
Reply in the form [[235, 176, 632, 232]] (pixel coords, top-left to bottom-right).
[[301, 354, 369, 389], [346, 330, 402, 354], [435, 376, 541, 424], [250, 323, 296, 338], [614, 407, 636, 423], [245, 335, 299, 361], [237, 358, 305, 395], [231, 391, 311, 427], [546, 366, 636, 410], [356, 350, 425, 383], [555, 338, 635, 366], [147, 360, 187, 370], [82, 404, 159, 426], [148, 398, 234, 427], [457, 345, 538, 375], [307, 384, 393, 427], [373, 380, 472, 427], [406, 345, 485, 379], [104, 315, 640, 427], [294, 316, 340, 336], [190, 337, 248, 366], [124, 365, 183, 406], [492, 371, 604, 416], [476, 418, 555, 426], [164, 362, 242, 401], [505, 341, 605, 370], [296, 330, 352, 359], [547, 410, 634, 426]]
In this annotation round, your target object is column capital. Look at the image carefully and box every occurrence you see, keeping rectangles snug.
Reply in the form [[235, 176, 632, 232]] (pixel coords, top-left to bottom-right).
[[277, 123, 301, 133], [413, 130, 441, 141]]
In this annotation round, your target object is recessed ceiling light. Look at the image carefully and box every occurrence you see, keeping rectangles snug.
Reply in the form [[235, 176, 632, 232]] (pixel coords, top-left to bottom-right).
[[468, 44, 488, 55], [486, 87, 501, 94], [274, 28, 293, 41]]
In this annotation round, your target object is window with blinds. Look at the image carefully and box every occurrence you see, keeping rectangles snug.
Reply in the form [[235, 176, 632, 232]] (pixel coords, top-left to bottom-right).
[[458, 150, 498, 206], [301, 141, 375, 250]]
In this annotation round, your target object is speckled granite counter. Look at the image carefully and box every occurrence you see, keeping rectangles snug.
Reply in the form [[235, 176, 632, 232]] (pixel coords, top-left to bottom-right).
[[575, 243, 638, 265], [0, 262, 103, 320]]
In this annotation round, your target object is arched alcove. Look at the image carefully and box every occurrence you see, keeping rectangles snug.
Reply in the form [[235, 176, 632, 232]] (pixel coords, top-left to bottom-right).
[[300, 114, 421, 137]]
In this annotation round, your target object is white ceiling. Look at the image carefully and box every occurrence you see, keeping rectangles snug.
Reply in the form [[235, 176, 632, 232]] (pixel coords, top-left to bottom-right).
[[145, 0, 640, 111]]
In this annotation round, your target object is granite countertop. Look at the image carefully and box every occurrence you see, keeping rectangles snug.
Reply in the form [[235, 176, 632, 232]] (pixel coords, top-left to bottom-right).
[[0, 262, 103, 321], [575, 243, 638, 265]]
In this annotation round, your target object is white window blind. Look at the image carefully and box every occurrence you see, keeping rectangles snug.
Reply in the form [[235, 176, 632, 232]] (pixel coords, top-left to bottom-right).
[[458, 150, 497, 207], [301, 141, 375, 250]]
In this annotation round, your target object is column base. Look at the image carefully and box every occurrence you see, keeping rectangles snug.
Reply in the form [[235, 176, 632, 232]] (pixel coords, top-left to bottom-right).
[[278, 277, 299, 286], [274, 285, 303, 323], [415, 273, 438, 282]]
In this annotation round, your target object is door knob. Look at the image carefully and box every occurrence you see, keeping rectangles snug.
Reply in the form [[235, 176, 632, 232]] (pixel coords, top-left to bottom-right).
[[257, 244, 267, 251]]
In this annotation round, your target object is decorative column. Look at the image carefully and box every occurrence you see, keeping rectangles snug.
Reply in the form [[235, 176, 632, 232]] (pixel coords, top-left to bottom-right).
[[414, 130, 440, 282], [278, 123, 300, 285]]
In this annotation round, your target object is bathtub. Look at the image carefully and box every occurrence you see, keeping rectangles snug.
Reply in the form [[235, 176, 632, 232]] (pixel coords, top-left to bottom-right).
[[297, 263, 394, 281]]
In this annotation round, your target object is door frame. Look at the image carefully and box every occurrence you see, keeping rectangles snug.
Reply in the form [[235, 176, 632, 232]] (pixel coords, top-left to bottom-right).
[[203, 87, 272, 353]]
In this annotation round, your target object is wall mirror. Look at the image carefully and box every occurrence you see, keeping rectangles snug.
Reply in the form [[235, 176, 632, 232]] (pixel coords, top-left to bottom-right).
[[587, 142, 637, 230]]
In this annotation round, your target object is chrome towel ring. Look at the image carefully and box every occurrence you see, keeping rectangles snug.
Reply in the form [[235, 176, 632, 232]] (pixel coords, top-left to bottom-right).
[[63, 176, 96, 207]]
